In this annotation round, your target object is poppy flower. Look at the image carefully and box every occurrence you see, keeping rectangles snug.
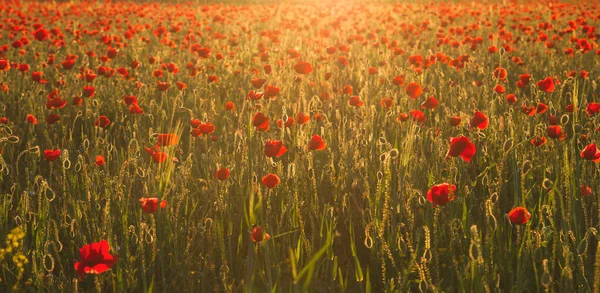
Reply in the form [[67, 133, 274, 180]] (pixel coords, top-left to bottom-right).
[[586, 102, 600, 116], [397, 113, 409, 122], [129, 103, 144, 114], [348, 96, 364, 107], [225, 102, 235, 111], [139, 198, 167, 213], [469, 111, 488, 130], [342, 85, 353, 95], [580, 185, 593, 197], [123, 96, 137, 105], [392, 76, 405, 86], [252, 112, 270, 131], [157, 81, 169, 91], [176, 82, 187, 90], [33, 28, 49, 41], [405, 82, 422, 99], [409, 110, 426, 122], [493, 84, 505, 94], [536, 103, 548, 114], [251, 226, 270, 243], [0, 117, 7, 124], [294, 61, 313, 74], [262, 173, 280, 189], [83, 86, 95, 98], [157, 134, 179, 146], [546, 125, 565, 140], [446, 136, 476, 162], [531, 136, 547, 147], [536, 77, 555, 93], [264, 85, 280, 99], [426, 183, 457, 207], [421, 96, 438, 109], [44, 149, 61, 161], [95, 155, 105, 166], [493, 67, 508, 80], [505, 94, 517, 105], [264, 140, 287, 158], [145, 146, 168, 163], [508, 207, 531, 225], [450, 116, 461, 126], [74, 240, 118, 279], [198, 122, 216, 135], [46, 114, 61, 125], [295, 113, 310, 125], [215, 168, 230, 181], [580, 144, 600, 162], [308, 134, 326, 151], [95, 116, 111, 128], [251, 78, 266, 89], [277, 117, 295, 128], [380, 98, 393, 108]]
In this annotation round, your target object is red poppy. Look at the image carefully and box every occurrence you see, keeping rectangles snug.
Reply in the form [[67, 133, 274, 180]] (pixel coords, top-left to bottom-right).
[[409, 110, 426, 122], [262, 173, 280, 189], [546, 125, 565, 140], [215, 168, 230, 181], [0, 117, 7, 124], [95, 116, 111, 128], [421, 96, 438, 109], [225, 102, 235, 111], [176, 82, 187, 90], [44, 149, 61, 161], [198, 122, 216, 135], [264, 140, 287, 158], [580, 185, 593, 197], [251, 226, 269, 243], [493, 67, 507, 80], [139, 198, 167, 213], [157, 134, 179, 147], [348, 96, 364, 107], [123, 96, 137, 105], [294, 61, 313, 74], [33, 28, 49, 41], [343, 85, 353, 95], [74, 240, 118, 279], [531, 136, 547, 147], [46, 114, 61, 125], [129, 103, 144, 114], [580, 144, 600, 162], [469, 111, 488, 130], [493, 84, 505, 94], [264, 85, 280, 99], [450, 116, 461, 126], [405, 82, 422, 99], [296, 113, 310, 125], [252, 112, 270, 131], [505, 94, 517, 105], [145, 146, 168, 163], [380, 98, 393, 109], [426, 183, 457, 207], [95, 155, 105, 166], [508, 207, 531, 225], [586, 102, 600, 116], [446, 136, 476, 162], [308, 134, 326, 151], [536, 103, 548, 114], [536, 77, 555, 93], [277, 117, 295, 128], [397, 113, 409, 122], [251, 78, 266, 89], [157, 81, 169, 91]]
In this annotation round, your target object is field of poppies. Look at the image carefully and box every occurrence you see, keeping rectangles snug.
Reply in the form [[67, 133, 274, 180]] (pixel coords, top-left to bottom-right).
[[2, 0, 600, 291]]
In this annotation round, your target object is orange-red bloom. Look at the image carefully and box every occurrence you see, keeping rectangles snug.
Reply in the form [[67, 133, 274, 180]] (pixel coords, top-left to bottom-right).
[[139, 198, 167, 213], [74, 240, 118, 279], [215, 168, 230, 181], [264, 140, 287, 158], [426, 183, 457, 207], [581, 144, 600, 162], [537, 77, 555, 93], [262, 173, 280, 189], [44, 149, 61, 161], [308, 134, 326, 150], [508, 207, 531, 225], [446, 136, 476, 162]]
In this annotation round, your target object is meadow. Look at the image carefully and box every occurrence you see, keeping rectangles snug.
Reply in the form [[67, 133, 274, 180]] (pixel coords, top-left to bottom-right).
[[1, 0, 600, 291]]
